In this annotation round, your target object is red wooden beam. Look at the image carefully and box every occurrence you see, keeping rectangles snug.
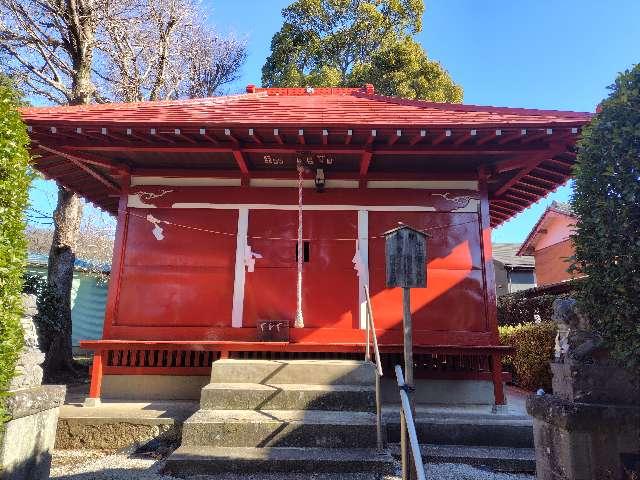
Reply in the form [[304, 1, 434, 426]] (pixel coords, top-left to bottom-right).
[[494, 154, 546, 197], [36, 144, 121, 191], [497, 129, 526, 145], [504, 192, 536, 204], [199, 128, 219, 144], [72, 127, 106, 143], [344, 129, 353, 145], [431, 129, 451, 146], [297, 129, 305, 145], [173, 128, 197, 144], [509, 185, 541, 199], [88, 352, 103, 399], [225, 128, 239, 144], [365, 129, 377, 145], [125, 128, 155, 145], [387, 129, 401, 146], [232, 149, 249, 175], [542, 157, 574, 169], [58, 143, 552, 156], [492, 198, 528, 210], [150, 128, 176, 144], [476, 129, 501, 145], [249, 128, 263, 145], [409, 130, 426, 146], [517, 178, 548, 194], [533, 165, 569, 179], [273, 128, 283, 144], [453, 129, 477, 146], [322, 129, 328, 145], [359, 148, 372, 177], [521, 128, 552, 145], [522, 174, 556, 189]]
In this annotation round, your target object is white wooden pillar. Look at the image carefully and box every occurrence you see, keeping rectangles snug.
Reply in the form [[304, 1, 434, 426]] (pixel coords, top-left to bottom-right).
[[358, 210, 369, 329], [231, 207, 249, 328]]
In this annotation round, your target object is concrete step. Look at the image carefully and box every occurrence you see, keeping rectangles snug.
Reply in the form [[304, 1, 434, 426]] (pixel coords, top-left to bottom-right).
[[210, 359, 374, 386], [164, 446, 396, 475], [181, 409, 378, 448], [389, 443, 536, 473], [200, 382, 375, 411], [385, 413, 534, 448]]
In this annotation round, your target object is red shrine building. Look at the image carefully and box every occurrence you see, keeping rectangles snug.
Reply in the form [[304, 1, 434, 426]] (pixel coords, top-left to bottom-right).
[[21, 85, 591, 406]]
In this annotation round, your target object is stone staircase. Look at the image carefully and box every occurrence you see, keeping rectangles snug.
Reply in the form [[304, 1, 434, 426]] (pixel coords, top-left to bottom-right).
[[164, 359, 395, 475]]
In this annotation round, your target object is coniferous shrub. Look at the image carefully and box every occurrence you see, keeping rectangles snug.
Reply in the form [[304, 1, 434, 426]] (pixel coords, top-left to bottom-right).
[[0, 80, 31, 424], [571, 64, 640, 371]]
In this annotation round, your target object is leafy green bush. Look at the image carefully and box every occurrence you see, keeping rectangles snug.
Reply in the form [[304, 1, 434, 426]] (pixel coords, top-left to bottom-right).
[[571, 64, 640, 371], [0, 81, 31, 423], [500, 322, 557, 392]]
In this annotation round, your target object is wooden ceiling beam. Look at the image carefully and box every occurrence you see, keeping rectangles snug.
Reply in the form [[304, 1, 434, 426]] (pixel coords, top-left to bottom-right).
[[125, 128, 155, 145], [497, 129, 527, 145], [199, 128, 219, 144], [492, 198, 528, 210], [273, 128, 283, 144], [35, 144, 121, 191], [409, 130, 426, 146], [533, 165, 570, 179], [431, 129, 451, 146], [387, 129, 401, 146], [523, 174, 556, 188], [453, 129, 477, 146], [476, 129, 501, 145], [150, 128, 176, 144], [365, 129, 377, 145], [173, 128, 197, 144], [248, 128, 263, 145], [521, 128, 552, 145]]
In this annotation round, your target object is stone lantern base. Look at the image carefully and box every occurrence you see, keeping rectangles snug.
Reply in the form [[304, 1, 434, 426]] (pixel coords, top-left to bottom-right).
[[527, 394, 640, 480]]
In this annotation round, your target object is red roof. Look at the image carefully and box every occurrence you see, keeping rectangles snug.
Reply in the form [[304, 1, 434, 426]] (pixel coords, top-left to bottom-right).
[[21, 85, 592, 224], [23, 86, 590, 128]]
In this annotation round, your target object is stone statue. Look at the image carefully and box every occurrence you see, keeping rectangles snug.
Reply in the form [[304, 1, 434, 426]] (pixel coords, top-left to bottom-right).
[[552, 297, 603, 364]]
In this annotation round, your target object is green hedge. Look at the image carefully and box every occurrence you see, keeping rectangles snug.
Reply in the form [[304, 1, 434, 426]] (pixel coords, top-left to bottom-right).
[[497, 291, 558, 326], [499, 321, 557, 392], [572, 64, 640, 371], [0, 80, 31, 424]]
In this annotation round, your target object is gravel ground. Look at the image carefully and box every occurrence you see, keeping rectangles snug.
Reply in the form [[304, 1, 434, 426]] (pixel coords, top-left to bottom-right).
[[51, 449, 535, 480]]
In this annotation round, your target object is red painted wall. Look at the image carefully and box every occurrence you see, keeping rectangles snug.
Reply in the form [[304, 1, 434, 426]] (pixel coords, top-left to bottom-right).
[[102, 181, 498, 348], [533, 239, 577, 286]]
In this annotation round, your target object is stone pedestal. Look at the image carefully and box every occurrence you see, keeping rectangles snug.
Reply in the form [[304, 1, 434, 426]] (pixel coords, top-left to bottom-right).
[[551, 360, 640, 406], [0, 295, 66, 480], [527, 395, 640, 480], [0, 385, 66, 480]]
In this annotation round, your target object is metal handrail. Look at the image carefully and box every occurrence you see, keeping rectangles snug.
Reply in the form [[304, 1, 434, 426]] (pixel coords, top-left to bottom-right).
[[395, 365, 426, 480], [363, 284, 384, 451]]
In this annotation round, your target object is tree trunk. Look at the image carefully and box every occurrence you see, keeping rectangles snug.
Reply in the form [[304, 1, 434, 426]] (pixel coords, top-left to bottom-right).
[[44, 186, 83, 379], [43, 1, 95, 380]]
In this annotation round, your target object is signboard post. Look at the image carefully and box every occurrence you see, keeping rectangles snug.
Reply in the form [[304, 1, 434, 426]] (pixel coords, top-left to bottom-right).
[[384, 223, 427, 480]]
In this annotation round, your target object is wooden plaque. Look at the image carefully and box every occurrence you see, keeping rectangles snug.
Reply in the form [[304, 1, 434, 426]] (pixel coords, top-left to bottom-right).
[[384, 224, 427, 289], [257, 320, 290, 342]]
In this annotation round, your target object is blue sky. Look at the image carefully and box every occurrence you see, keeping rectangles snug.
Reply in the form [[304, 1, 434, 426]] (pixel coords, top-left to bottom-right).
[[29, 0, 640, 242]]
